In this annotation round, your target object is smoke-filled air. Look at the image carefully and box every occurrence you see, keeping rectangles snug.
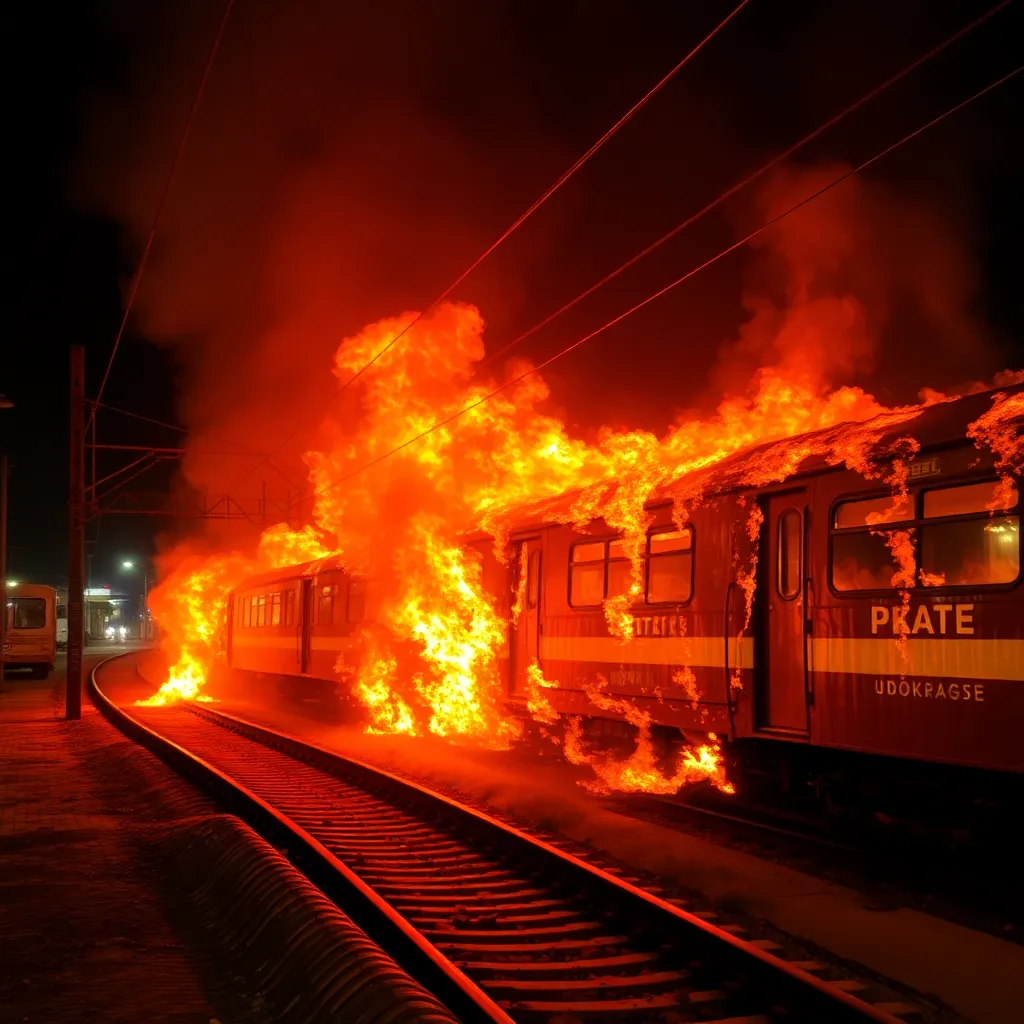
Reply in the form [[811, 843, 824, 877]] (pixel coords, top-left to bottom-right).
[[74, 2, 1022, 796]]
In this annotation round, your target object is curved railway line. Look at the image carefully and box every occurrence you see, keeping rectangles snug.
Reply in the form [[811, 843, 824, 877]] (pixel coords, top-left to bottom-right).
[[92, 656, 923, 1023]]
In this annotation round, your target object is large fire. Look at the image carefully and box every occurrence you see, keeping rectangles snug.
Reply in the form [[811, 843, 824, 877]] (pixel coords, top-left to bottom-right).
[[139, 301, 1020, 794]]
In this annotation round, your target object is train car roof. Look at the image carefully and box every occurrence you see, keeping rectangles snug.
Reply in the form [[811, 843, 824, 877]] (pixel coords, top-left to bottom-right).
[[484, 381, 1023, 534], [233, 554, 354, 591]]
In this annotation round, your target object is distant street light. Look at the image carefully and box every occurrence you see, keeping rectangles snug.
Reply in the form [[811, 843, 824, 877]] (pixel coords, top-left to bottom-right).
[[120, 558, 152, 642]]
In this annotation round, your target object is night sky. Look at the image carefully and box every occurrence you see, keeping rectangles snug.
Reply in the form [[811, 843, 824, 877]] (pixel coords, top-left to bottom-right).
[[4, 0, 1022, 593]]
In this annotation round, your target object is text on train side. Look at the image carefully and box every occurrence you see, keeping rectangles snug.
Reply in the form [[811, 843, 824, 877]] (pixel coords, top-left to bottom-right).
[[874, 679, 984, 701], [871, 603, 974, 635]]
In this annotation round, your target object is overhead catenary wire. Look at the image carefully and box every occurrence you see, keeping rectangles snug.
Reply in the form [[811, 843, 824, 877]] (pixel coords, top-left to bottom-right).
[[482, 0, 1014, 367], [329, 0, 753, 396], [88, 0, 237, 431], [92, 401, 189, 434], [231, 0, 753, 493], [298, 63, 1021, 503]]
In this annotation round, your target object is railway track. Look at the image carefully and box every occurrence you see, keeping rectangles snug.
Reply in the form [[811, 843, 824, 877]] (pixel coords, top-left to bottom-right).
[[92, 659, 918, 1024]]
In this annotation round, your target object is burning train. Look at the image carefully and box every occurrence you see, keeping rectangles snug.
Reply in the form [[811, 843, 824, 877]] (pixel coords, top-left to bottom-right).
[[223, 383, 1022, 820]]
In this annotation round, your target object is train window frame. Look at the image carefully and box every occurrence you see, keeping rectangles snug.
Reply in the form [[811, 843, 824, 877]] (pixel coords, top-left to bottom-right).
[[271, 592, 282, 627], [257, 593, 266, 626], [318, 585, 334, 626], [347, 579, 366, 624], [527, 550, 542, 609], [644, 525, 695, 607], [569, 527, 696, 610], [827, 477, 1021, 597], [777, 509, 802, 601], [568, 539, 610, 608]]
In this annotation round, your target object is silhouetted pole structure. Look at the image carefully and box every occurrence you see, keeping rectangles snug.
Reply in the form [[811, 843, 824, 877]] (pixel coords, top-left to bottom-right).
[[67, 346, 85, 719], [0, 454, 7, 677]]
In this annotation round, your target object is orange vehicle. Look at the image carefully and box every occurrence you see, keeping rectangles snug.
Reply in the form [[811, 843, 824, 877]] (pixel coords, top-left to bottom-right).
[[4, 583, 58, 679]]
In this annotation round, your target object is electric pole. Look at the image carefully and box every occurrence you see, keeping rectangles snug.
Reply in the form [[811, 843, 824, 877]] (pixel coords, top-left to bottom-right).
[[67, 346, 85, 719], [0, 454, 7, 677]]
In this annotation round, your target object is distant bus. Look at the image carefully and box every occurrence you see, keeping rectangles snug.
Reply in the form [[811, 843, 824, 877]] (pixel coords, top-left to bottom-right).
[[4, 583, 57, 679]]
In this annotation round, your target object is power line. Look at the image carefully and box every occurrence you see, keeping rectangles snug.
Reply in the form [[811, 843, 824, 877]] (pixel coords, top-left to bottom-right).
[[482, 0, 1013, 368], [234, 0, 752, 493], [93, 401, 188, 434], [89, 0, 237, 430], [301, 63, 1021, 502], [332, 0, 753, 394]]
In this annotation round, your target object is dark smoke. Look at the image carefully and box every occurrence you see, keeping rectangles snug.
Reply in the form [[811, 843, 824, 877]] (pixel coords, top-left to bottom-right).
[[712, 161, 992, 404], [73, 0, 1013, 559]]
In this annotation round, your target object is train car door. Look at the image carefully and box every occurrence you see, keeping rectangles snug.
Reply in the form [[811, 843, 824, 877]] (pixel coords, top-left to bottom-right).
[[760, 493, 809, 732], [300, 578, 313, 674], [510, 539, 543, 697]]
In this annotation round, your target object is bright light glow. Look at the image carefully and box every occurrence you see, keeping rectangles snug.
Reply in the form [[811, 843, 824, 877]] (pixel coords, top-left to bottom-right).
[[122, 560, 135, 569], [6, 580, 17, 588]]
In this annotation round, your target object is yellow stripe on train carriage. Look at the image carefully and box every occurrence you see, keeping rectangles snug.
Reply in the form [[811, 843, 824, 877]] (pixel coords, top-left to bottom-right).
[[808, 638, 1024, 682], [539, 635, 754, 669]]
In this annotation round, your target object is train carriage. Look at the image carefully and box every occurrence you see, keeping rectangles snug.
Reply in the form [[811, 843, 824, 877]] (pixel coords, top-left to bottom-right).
[[228, 557, 371, 700], [495, 385, 1022, 776], [226, 383, 1023, 790]]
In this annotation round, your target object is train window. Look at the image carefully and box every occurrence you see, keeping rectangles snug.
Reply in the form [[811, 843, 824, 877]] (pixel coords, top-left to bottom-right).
[[833, 493, 913, 528], [831, 530, 913, 591], [348, 579, 366, 623], [573, 541, 605, 561], [271, 592, 282, 627], [778, 510, 801, 600], [920, 516, 1019, 586], [257, 594, 266, 626], [347, 580, 365, 624], [319, 585, 334, 625], [606, 539, 632, 599], [646, 528, 693, 604], [570, 542, 605, 607], [284, 590, 295, 627], [527, 551, 541, 609], [923, 480, 1019, 518]]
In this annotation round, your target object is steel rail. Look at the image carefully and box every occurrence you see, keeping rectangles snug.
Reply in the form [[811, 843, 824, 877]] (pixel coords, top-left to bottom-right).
[[92, 657, 903, 1023], [89, 659, 513, 1024]]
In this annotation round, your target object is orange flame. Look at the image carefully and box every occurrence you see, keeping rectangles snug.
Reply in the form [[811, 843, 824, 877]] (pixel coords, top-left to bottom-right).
[[967, 389, 1024, 509], [136, 552, 253, 706], [564, 681, 733, 795], [139, 298, 1018, 797], [524, 660, 559, 726]]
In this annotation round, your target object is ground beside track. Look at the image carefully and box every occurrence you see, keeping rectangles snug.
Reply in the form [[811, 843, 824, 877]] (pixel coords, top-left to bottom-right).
[[122, 651, 1024, 1024], [2, 651, 458, 1024], [0, 651, 249, 1022]]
